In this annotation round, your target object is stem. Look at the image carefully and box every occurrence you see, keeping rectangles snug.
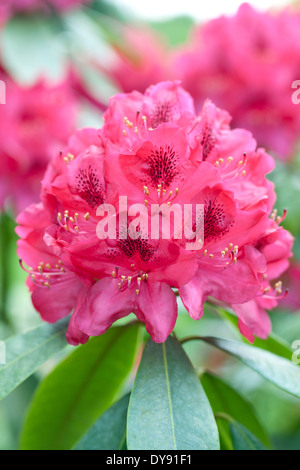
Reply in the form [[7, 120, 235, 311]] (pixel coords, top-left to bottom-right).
[[180, 335, 204, 345], [214, 412, 235, 424]]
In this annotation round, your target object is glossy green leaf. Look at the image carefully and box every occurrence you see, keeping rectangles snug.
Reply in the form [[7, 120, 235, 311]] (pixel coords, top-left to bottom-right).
[[201, 373, 270, 448], [202, 337, 300, 399], [127, 336, 219, 450], [21, 324, 140, 450], [74, 394, 130, 450], [230, 422, 268, 450], [218, 308, 293, 360], [0, 318, 68, 400]]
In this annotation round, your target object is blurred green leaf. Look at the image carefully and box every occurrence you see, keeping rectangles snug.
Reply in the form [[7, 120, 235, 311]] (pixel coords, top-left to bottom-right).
[[230, 422, 268, 450], [21, 324, 140, 450], [0, 375, 39, 450], [218, 308, 293, 360], [0, 318, 68, 400], [201, 337, 300, 399], [127, 336, 219, 450], [2, 15, 67, 85], [74, 393, 130, 450], [150, 16, 195, 48], [201, 372, 270, 448], [269, 162, 300, 237]]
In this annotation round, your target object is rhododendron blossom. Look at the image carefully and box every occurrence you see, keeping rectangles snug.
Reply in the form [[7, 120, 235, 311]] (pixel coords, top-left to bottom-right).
[[17, 81, 293, 346], [172, 3, 300, 160], [0, 74, 77, 212]]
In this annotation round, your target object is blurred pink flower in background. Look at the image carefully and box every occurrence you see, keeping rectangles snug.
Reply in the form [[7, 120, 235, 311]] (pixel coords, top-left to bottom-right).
[[107, 25, 169, 94], [16, 82, 293, 345], [281, 262, 300, 311], [172, 3, 300, 160], [0, 0, 92, 16], [0, 73, 78, 213]]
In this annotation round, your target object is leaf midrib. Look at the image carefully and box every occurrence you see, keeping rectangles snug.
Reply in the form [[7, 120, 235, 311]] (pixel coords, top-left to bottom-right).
[[53, 327, 126, 449], [162, 342, 177, 450]]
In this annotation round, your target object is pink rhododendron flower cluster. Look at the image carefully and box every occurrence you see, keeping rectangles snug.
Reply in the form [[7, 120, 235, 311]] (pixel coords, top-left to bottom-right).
[[172, 3, 300, 160], [16, 81, 293, 346], [0, 74, 77, 212]]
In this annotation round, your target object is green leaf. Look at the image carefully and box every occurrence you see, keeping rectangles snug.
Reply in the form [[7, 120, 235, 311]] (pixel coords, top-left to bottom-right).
[[74, 394, 130, 450], [150, 16, 195, 48], [0, 318, 68, 400], [127, 336, 219, 450], [2, 15, 67, 85], [218, 308, 293, 360], [201, 372, 270, 448], [21, 324, 140, 450], [201, 337, 300, 399], [230, 422, 268, 450], [269, 161, 300, 236]]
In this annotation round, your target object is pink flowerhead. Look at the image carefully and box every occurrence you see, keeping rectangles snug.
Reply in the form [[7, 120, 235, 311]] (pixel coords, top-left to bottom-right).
[[0, 74, 78, 212], [172, 3, 300, 160], [17, 81, 293, 345]]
